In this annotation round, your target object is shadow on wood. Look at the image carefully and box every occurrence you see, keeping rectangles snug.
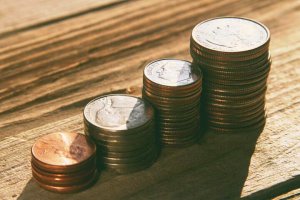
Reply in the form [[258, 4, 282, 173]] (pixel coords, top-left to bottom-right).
[[241, 175, 300, 200], [17, 129, 263, 200]]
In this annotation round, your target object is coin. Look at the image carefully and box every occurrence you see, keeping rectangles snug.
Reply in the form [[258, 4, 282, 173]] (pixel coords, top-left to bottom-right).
[[33, 169, 98, 193], [143, 59, 202, 146], [191, 17, 271, 133], [84, 94, 158, 174], [31, 162, 96, 186], [31, 132, 96, 172], [143, 59, 202, 88], [84, 95, 154, 131], [31, 132, 98, 193], [191, 17, 270, 55]]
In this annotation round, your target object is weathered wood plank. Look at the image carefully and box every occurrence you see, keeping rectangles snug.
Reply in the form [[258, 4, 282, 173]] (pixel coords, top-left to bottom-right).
[[0, 0, 124, 36], [0, 92, 299, 199], [0, 0, 299, 199]]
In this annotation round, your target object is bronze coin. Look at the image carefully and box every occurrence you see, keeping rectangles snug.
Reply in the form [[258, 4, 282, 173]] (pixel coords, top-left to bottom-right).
[[85, 121, 156, 142], [94, 136, 156, 152], [102, 144, 157, 164], [33, 169, 98, 193], [204, 99, 265, 114], [203, 68, 270, 86], [31, 161, 97, 186], [204, 86, 267, 100], [31, 132, 96, 173], [196, 56, 271, 75], [143, 83, 202, 98], [203, 82, 267, 96], [191, 50, 270, 69], [161, 133, 199, 147], [190, 45, 268, 61], [206, 103, 265, 118], [100, 142, 158, 159], [106, 148, 158, 174], [142, 89, 201, 106], [207, 108, 266, 124], [207, 117, 266, 134], [204, 90, 266, 105], [207, 112, 266, 129]]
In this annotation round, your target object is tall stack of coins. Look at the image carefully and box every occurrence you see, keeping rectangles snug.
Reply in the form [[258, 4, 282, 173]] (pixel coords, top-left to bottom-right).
[[143, 59, 202, 147], [31, 132, 97, 193], [190, 17, 271, 133], [83, 94, 158, 174]]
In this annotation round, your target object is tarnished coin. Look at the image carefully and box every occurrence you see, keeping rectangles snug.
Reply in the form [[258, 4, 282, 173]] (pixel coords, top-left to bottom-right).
[[84, 95, 153, 131], [191, 17, 270, 54]]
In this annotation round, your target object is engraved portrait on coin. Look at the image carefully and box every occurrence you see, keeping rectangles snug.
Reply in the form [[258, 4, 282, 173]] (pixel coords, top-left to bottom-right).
[[192, 17, 270, 52], [84, 95, 153, 130], [144, 59, 201, 87]]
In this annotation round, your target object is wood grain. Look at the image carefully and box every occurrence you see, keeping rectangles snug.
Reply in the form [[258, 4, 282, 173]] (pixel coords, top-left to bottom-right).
[[0, 0, 299, 199], [0, 0, 124, 36]]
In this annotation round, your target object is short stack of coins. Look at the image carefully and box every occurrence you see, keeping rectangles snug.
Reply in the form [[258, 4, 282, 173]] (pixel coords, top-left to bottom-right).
[[31, 132, 98, 193], [143, 59, 203, 147], [190, 17, 271, 133], [83, 94, 158, 174]]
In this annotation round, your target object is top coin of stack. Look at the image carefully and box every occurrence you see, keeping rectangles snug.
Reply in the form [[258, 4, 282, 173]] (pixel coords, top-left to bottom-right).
[[190, 17, 271, 133], [31, 132, 98, 193], [143, 59, 202, 147], [83, 94, 158, 174]]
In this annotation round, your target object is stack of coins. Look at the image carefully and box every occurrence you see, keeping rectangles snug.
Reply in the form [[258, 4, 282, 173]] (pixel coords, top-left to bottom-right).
[[83, 94, 158, 174], [31, 132, 97, 193], [142, 59, 203, 147], [190, 17, 271, 133]]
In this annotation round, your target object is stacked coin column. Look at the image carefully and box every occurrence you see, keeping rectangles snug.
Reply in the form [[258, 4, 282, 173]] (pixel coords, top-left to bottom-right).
[[84, 95, 158, 174], [31, 132, 97, 193], [190, 17, 271, 133], [143, 59, 202, 147]]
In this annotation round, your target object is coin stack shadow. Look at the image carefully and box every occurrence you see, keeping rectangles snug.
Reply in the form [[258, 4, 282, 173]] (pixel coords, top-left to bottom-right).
[[31, 132, 98, 193], [142, 59, 203, 147], [83, 95, 158, 174], [190, 17, 271, 133]]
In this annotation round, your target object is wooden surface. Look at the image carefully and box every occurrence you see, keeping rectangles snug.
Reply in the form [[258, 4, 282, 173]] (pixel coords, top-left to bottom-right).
[[0, 0, 299, 199]]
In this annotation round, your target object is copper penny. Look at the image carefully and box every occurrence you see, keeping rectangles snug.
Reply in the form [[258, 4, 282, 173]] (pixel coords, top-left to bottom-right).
[[31, 132, 96, 168], [33, 169, 98, 193]]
